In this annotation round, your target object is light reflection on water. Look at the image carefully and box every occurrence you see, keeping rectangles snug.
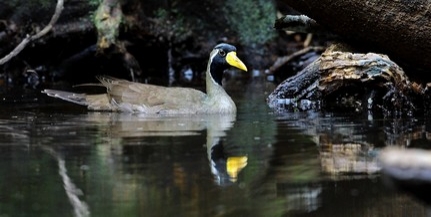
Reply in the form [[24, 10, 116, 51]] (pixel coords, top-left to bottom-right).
[[0, 80, 430, 216]]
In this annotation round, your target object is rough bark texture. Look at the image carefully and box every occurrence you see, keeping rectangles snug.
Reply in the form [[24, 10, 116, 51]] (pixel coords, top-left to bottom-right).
[[280, 0, 431, 80], [266, 44, 428, 116]]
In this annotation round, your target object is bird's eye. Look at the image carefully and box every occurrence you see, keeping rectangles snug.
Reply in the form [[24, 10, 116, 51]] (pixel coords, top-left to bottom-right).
[[218, 50, 226, 56]]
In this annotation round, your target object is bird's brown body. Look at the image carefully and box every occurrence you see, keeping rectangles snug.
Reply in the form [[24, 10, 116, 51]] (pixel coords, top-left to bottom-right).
[[42, 43, 247, 114]]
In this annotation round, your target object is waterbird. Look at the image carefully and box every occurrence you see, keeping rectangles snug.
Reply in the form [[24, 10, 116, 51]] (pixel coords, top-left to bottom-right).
[[42, 43, 248, 114]]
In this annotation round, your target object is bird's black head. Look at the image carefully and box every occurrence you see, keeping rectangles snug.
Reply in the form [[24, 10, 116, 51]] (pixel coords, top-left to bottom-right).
[[209, 43, 247, 86]]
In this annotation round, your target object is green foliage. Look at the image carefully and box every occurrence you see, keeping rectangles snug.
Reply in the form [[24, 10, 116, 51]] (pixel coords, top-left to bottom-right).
[[88, 0, 102, 7], [153, 8, 193, 43], [154, 8, 168, 19], [224, 0, 276, 46]]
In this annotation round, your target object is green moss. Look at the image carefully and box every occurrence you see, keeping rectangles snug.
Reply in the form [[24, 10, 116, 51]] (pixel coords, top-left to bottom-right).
[[93, 1, 123, 49], [224, 0, 276, 46]]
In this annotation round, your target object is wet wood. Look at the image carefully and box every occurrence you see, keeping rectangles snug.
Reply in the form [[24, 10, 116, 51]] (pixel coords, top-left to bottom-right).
[[267, 44, 423, 115], [279, 0, 431, 79]]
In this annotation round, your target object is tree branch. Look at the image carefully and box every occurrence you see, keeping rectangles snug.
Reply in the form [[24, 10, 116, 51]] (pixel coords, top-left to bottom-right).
[[0, 0, 64, 65], [274, 15, 329, 35]]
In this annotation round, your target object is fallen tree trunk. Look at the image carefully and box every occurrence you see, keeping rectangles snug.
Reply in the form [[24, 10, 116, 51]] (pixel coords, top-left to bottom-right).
[[266, 44, 430, 116], [279, 0, 431, 81]]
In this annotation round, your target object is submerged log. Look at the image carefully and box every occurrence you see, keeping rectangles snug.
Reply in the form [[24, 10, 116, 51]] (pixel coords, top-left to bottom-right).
[[267, 44, 425, 115], [279, 0, 431, 80]]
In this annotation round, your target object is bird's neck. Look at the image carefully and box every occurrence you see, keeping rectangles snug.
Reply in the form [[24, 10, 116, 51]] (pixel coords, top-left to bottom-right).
[[206, 73, 228, 97], [205, 65, 236, 113]]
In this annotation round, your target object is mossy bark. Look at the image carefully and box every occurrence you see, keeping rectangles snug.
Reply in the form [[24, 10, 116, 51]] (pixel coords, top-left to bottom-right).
[[94, 0, 122, 50]]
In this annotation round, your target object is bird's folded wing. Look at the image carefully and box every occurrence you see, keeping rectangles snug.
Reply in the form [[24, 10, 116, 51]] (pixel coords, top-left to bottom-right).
[[106, 80, 207, 109]]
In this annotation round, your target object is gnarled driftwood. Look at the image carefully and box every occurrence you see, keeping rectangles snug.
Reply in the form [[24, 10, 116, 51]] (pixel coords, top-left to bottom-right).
[[267, 44, 427, 115]]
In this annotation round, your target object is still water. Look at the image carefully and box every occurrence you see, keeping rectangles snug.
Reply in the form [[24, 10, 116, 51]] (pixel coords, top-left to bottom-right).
[[0, 77, 429, 217]]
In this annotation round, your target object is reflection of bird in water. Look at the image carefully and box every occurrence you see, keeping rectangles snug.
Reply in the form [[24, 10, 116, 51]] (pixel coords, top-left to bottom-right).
[[83, 112, 248, 185], [84, 113, 234, 137], [204, 115, 248, 186], [42, 43, 247, 114], [209, 140, 248, 185]]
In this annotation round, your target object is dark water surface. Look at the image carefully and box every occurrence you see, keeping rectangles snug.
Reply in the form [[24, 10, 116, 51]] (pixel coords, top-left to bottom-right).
[[0, 77, 429, 217]]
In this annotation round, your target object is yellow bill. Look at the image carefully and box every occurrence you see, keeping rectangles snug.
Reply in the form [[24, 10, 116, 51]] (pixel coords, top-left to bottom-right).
[[226, 52, 248, 72], [226, 156, 248, 182]]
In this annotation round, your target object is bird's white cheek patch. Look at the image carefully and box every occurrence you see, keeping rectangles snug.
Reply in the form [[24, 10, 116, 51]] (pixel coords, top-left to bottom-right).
[[208, 50, 219, 84]]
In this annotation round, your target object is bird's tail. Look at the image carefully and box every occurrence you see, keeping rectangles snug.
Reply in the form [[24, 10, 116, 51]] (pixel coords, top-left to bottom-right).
[[42, 89, 88, 106]]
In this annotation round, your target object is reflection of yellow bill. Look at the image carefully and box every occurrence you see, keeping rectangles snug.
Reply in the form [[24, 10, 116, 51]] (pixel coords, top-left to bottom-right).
[[227, 156, 248, 182]]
